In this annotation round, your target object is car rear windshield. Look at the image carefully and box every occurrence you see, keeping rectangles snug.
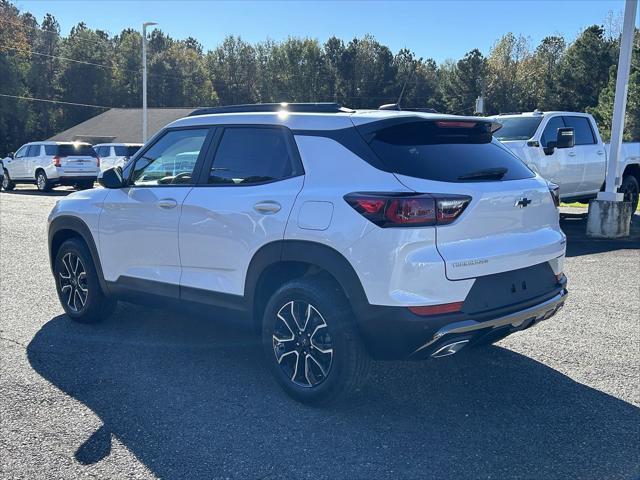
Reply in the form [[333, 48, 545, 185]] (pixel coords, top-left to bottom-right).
[[114, 146, 141, 157], [45, 144, 97, 157], [493, 116, 543, 141], [363, 120, 534, 182]]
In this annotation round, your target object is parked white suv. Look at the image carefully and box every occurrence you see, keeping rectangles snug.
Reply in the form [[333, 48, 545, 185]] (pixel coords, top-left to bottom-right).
[[93, 143, 142, 171], [2, 141, 99, 192], [47, 103, 568, 404]]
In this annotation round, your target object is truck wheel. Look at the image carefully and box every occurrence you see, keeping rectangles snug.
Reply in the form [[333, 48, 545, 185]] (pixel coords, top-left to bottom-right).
[[262, 276, 372, 405], [620, 174, 639, 213], [36, 170, 52, 192], [2, 169, 15, 191], [54, 238, 116, 323]]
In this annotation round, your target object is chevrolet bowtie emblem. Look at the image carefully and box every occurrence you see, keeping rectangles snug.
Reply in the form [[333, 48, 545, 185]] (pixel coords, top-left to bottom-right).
[[515, 197, 532, 208]]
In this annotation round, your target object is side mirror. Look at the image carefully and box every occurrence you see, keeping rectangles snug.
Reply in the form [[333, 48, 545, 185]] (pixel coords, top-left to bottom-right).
[[7, 152, 14, 159], [556, 127, 575, 149], [98, 167, 125, 189], [543, 141, 557, 156]]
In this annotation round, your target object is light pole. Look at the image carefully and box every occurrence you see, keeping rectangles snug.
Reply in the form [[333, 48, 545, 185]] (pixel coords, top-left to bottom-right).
[[142, 21, 158, 143]]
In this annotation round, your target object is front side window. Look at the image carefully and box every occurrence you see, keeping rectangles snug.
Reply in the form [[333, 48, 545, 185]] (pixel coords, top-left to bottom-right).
[[563, 116, 596, 145], [14, 146, 28, 158], [540, 116, 566, 147], [208, 127, 301, 185], [132, 129, 208, 186]]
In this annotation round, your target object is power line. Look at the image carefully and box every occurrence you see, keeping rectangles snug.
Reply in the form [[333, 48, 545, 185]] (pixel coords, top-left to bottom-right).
[[0, 93, 112, 109]]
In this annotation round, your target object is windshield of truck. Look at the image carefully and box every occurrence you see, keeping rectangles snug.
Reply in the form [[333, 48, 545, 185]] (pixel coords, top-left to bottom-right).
[[493, 117, 543, 141]]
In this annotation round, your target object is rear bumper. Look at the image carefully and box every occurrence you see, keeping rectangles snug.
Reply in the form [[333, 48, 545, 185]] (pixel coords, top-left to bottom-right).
[[55, 176, 97, 185], [355, 279, 568, 360]]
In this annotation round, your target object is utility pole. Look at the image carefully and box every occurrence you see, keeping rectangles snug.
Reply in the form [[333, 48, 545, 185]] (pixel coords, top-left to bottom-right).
[[142, 21, 158, 143]]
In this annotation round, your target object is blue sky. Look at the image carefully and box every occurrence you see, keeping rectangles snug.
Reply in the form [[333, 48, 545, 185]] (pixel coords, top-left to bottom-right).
[[17, 0, 636, 62]]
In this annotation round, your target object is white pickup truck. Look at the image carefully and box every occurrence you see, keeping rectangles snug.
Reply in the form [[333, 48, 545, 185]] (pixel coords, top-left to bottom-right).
[[493, 111, 640, 211]]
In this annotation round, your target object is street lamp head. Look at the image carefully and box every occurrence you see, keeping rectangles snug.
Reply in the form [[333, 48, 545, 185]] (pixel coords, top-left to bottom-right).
[[143, 21, 159, 28]]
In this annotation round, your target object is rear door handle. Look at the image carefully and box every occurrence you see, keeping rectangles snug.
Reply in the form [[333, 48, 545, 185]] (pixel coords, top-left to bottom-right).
[[568, 152, 577, 157], [254, 201, 281, 214], [596, 150, 604, 155], [156, 198, 178, 209]]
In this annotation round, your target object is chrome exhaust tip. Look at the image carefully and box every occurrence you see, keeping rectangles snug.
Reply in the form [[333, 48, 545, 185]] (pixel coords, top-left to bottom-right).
[[431, 339, 469, 358]]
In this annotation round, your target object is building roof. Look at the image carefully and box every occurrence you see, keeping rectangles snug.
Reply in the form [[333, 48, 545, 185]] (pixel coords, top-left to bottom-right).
[[48, 108, 195, 144]]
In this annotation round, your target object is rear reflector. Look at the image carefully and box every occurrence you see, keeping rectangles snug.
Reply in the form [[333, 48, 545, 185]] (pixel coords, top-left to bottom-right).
[[408, 302, 464, 316], [344, 193, 471, 227], [96, 156, 101, 168]]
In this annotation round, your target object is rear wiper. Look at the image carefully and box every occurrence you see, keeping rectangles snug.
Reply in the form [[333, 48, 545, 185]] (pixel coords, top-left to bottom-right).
[[458, 167, 508, 181]]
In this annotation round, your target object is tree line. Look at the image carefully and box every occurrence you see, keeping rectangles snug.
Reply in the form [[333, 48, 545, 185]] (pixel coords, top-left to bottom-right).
[[1, 0, 638, 156]]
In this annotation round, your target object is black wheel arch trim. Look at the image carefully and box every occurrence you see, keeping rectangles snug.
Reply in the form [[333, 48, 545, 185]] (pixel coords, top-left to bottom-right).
[[245, 240, 370, 321], [48, 215, 109, 294]]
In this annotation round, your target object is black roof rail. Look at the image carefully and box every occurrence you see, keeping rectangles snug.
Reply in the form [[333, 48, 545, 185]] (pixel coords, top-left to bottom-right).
[[378, 103, 438, 113], [497, 112, 522, 116], [188, 102, 354, 116]]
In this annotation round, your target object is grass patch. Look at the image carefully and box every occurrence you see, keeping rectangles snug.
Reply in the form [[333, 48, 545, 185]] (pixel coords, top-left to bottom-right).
[[561, 201, 640, 212]]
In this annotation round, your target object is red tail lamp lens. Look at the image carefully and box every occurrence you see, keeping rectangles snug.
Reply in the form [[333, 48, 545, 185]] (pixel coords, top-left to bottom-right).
[[345, 193, 470, 228]]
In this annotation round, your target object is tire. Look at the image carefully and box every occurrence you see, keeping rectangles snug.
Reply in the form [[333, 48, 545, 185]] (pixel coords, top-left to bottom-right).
[[2, 169, 15, 191], [619, 174, 639, 213], [262, 276, 372, 405], [75, 180, 94, 190], [36, 170, 51, 192], [54, 238, 116, 323]]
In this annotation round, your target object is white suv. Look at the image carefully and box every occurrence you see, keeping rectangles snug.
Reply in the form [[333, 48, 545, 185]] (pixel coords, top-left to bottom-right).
[[2, 141, 99, 192], [47, 103, 568, 404], [93, 143, 142, 171]]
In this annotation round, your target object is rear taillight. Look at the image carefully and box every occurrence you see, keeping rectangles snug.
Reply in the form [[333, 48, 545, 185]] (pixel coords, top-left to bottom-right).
[[52, 156, 61, 167], [548, 183, 560, 208], [96, 156, 100, 167], [344, 193, 471, 227]]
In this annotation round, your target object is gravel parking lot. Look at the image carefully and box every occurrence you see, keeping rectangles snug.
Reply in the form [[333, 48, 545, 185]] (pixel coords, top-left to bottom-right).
[[1, 187, 639, 480]]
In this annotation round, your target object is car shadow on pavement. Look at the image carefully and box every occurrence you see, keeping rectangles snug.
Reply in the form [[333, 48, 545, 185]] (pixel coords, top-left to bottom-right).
[[1, 188, 75, 197], [28, 305, 640, 480], [561, 212, 640, 257]]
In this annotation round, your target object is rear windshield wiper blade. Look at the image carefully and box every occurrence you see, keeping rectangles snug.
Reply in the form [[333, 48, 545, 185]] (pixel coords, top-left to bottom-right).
[[458, 167, 508, 181]]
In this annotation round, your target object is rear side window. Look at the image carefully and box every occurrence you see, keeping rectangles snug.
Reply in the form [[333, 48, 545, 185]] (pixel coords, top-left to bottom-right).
[[26, 145, 40, 156], [53, 144, 97, 157], [208, 127, 302, 185], [114, 146, 140, 157], [364, 120, 534, 182], [44, 145, 57, 155], [563, 116, 596, 145], [96, 146, 110, 157]]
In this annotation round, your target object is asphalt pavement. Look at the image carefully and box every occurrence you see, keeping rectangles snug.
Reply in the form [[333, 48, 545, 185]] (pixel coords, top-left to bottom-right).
[[1, 186, 639, 480]]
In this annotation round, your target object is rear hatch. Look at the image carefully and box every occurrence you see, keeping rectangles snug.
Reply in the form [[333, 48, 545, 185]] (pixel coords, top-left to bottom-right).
[[49, 144, 99, 172], [357, 117, 565, 280]]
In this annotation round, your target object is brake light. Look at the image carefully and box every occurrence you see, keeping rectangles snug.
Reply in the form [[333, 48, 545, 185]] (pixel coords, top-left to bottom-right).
[[52, 156, 61, 167], [344, 193, 471, 227], [96, 156, 100, 168], [435, 121, 477, 129], [408, 302, 464, 316], [548, 183, 560, 208]]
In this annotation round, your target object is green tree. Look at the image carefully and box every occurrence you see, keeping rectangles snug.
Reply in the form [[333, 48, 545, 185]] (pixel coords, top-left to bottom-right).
[[588, 30, 640, 141], [556, 25, 615, 111]]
